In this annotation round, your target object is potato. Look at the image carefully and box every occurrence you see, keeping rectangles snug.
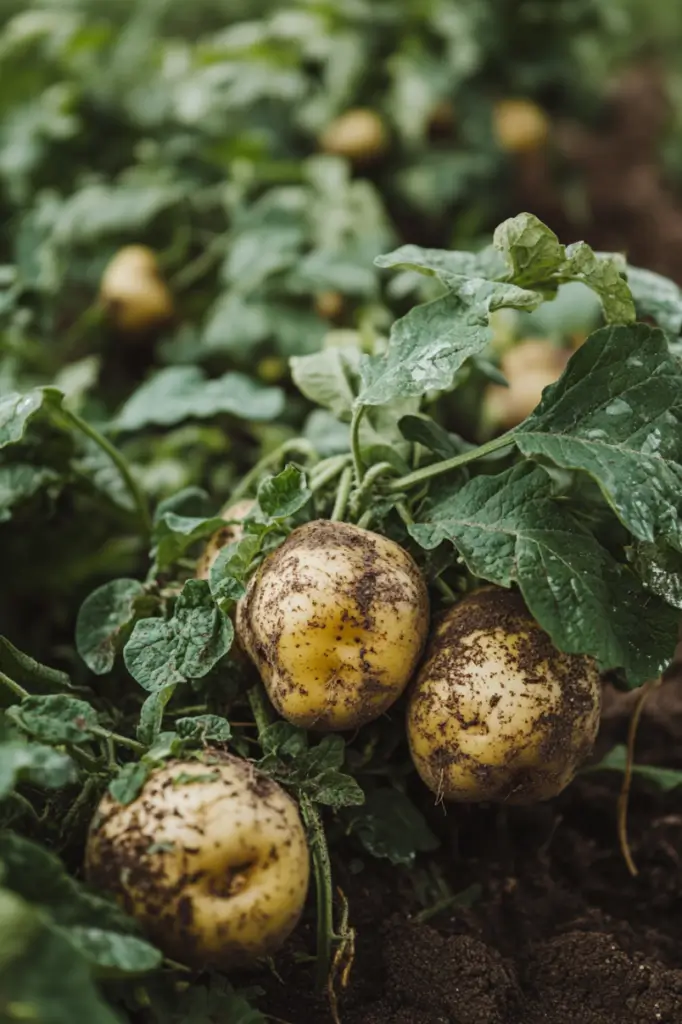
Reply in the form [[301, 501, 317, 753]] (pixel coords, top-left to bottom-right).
[[483, 339, 571, 430], [196, 499, 255, 581], [493, 98, 550, 154], [237, 520, 429, 731], [407, 587, 601, 804], [314, 290, 344, 321], [100, 245, 174, 335], [85, 752, 309, 968], [319, 108, 388, 163]]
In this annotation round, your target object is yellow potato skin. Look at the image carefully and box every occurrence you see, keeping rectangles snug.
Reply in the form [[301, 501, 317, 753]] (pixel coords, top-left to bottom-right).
[[237, 520, 429, 731], [85, 753, 309, 969], [483, 339, 571, 430], [100, 245, 174, 334], [320, 108, 388, 163], [493, 98, 550, 154], [407, 587, 601, 804], [195, 499, 255, 581]]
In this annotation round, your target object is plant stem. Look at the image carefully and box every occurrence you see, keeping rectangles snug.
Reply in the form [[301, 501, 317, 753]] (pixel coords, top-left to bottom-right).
[[91, 725, 146, 755], [434, 576, 458, 604], [300, 792, 334, 994], [394, 501, 414, 528], [247, 683, 274, 737], [387, 434, 515, 493], [350, 461, 397, 519], [356, 509, 373, 530], [0, 671, 29, 701], [618, 676, 662, 877], [169, 234, 226, 292], [330, 467, 353, 522], [350, 406, 366, 485], [60, 407, 152, 535], [310, 456, 351, 494], [230, 439, 316, 504]]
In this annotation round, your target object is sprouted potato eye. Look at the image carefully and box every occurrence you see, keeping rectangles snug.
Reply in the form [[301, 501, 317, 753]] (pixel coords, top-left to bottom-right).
[[237, 519, 430, 731], [407, 586, 601, 804], [195, 498, 256, 581], [319, 108, 388, 163], [85, 752, 310, 969], [493, 98, 550, 154], [100, 245, 174, 336]]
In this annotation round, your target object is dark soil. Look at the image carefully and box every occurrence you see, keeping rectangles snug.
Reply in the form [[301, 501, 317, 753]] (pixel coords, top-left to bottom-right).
[[250, 674, 682, 1024]]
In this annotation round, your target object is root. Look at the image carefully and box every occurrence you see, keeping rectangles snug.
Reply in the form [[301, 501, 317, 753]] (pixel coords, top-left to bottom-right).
[[617, 676, 662, 877]]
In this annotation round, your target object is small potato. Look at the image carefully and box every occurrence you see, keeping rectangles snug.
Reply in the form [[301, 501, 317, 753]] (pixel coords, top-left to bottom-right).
[[196, 499, 255, 581], [100, 245, 174, 335], [85, 752, 309, 969], [407, 587, 601, 804], [483, 339, 572, 430], [319, 108, 388, 164], [314, 290, 344, 321], [237, 520, 429, 731], [493, 98, 550, 154]]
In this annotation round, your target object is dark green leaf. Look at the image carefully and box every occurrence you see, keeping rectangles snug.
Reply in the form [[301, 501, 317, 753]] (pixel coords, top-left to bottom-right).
[[114, 367, 284, 432], [153, 512, 226, 572], [7, 695, 99, 746], [109, 762, 151, 805], [124, 580, 232, 692], [343, 788, 439, 865], [0, 637, 72, 694], [515, 324, 682, 550], [398, 414, 464, 458], [630, 542, 682, 609], [257, 464, 311, 519], [57, 925, 162, 977], [137, 686, 177, 746], [410, 463, 678, 684], [0, 388, 62, 449], [76, 580, 148, 675], [0, 736, 76, 799], [624, 263, 682, 336], [175, 715, 231, 743], [0, 463, 58, 521]]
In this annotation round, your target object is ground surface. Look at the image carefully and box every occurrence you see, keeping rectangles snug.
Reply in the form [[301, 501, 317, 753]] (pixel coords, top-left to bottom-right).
[[248, 675, 682, 1024]]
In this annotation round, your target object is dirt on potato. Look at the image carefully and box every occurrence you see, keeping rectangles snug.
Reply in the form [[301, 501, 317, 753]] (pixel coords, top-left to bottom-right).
[[252, 675, 682, 1023]]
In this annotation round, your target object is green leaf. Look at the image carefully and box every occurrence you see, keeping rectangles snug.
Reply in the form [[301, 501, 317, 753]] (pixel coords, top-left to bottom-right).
[[208, 535, 261, 611], [175, 715, 231, 744], [562, 243, 634, 325], [630, 542, 682, 609], [0, 887, 42, 970], [493, 212, 565, 285], [374, 243, 507, 283], [53, 181, 182, 242], [258, 729, 364, 808], [137, 686, 177, 746], [76, 580, 149, 675], [0, 388, 62, 449], [7, 695, 99, 746], [398, 414, 464, 459], [108, 762, 151, 805], [257, 464, 311, 519], [410, 463, 679, 685], [587, 744, 682, 791], [0, 735, 76, 799], [624, 263, 682, 335], [515, 324, 682, 550], [114, 367, 284, 432], [0, 463, 58, 521], [343, 788, 439, 866], [290, 346, 360, 420], [152, 512, 226, 572], [124, 580, 232, 692], [59, 926, 162, 977], [0, 637, 72, 694]]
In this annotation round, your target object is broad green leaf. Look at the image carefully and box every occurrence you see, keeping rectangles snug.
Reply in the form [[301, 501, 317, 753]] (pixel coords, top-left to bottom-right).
[[76, 579, 149, 675], [137, 686, 177, 746], [208, 535, 260, 611], [398, 414, 464, 459], [114, 367, 284, 432], [493, 212, 565, 284], [0, 463, 57, 521], [175, 715, 231, 744], [0, 387, 62, 448], [515, 324, 682, 550], [59, 925, 162, 977], [258, 728, 364, 808], [152, 512, 226, 572], [109, 762, 151, 805], [7, 695, 99, 746], [0, 887, 41, 970], [124, 579, 232, 691], [53, 181, 182, 243], [257, 464, 311, 519], [202, 293, 271, 359], [587, 744, 682, 790], [630, 542, 682, 610], [562, 243, 634, 324], [0, 636, 71, 694], [624, 263, 682, 336], [342, 788, 439, 866], [374, 243, 507, 283], [410, 463, 678, 684], [291, 345, 360, 420], [0, 736, 76, 799]]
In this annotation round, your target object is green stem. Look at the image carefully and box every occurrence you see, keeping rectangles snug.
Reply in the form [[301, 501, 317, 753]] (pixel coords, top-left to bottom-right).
[[350, 406, 366, 485], [230, 439, 316, 504], [394, 501, 414, 528], [0, 671, 29, 701], [60, 408, 152, 535], [356, 509, 373, 530], [387, 434, 515, 493], [91, 725, 146, 755], [310, 455, 351, 494], [330, 467, 353, 522], [434, 576, 457, 604], [300, 792, 334, 994], [247, 683, 274, 737], [350, 461, 397, 519], [169, 234, 226, 292]]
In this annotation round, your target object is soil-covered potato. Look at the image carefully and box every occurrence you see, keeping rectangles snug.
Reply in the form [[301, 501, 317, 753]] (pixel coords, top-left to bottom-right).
[[85, 752, 309, 968], [319, 108, 388, 163], [483, 339, 572, 431], [100, 245, 174, 335], [237, 519, 429, 731], [407, 587, 601, 804], [195, 499, 255, 581], [493, 98, 550, 153]]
